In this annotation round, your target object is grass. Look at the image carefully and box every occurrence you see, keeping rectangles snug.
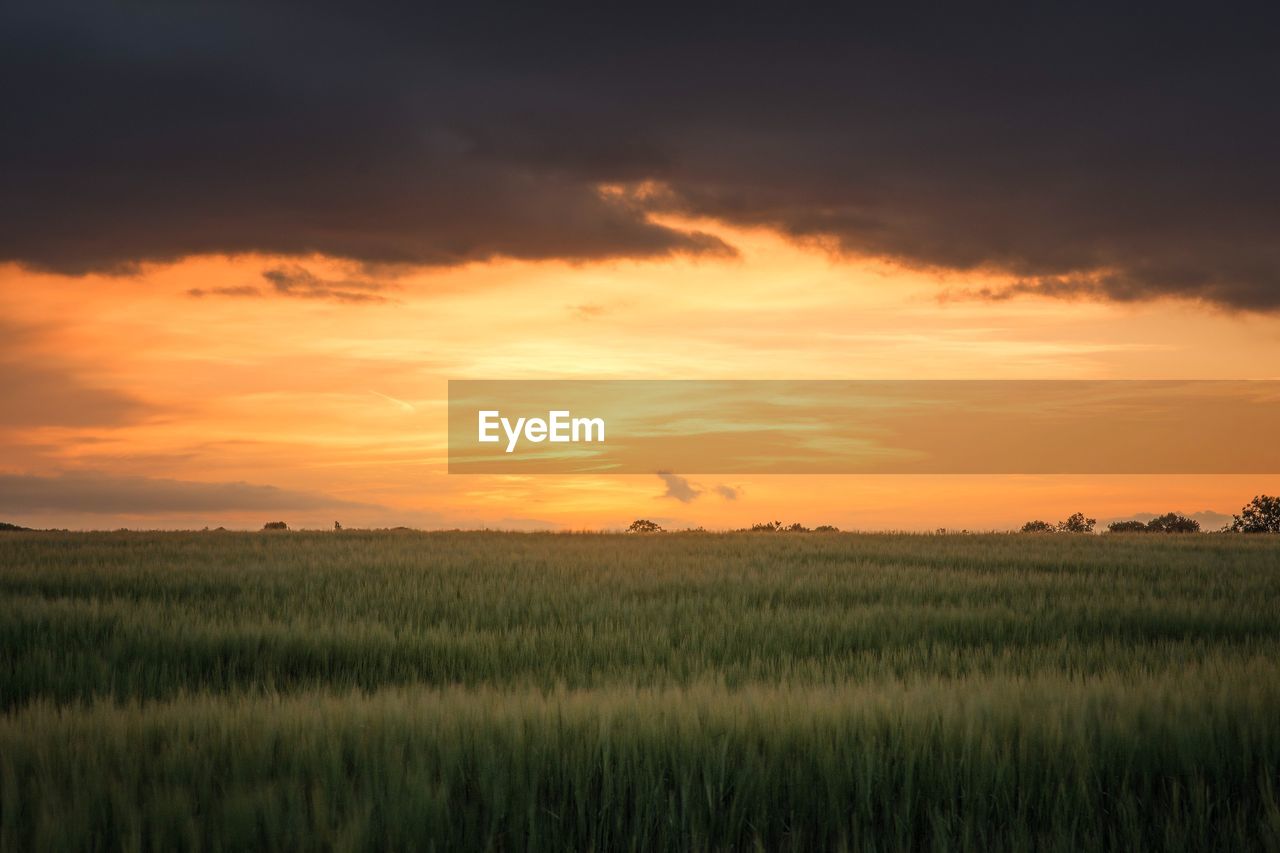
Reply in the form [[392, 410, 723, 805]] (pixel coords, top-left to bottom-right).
[[1, 530, 1279, 850]]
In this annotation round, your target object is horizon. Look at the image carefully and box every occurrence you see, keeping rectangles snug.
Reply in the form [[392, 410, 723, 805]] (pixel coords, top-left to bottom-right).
[[0, 504, 1252, 535]]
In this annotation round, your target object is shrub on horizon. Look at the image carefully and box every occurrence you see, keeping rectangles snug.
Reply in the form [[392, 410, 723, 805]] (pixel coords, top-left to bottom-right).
[[1107, 520, 1149, 533], [1020, 520, 1056, 533]]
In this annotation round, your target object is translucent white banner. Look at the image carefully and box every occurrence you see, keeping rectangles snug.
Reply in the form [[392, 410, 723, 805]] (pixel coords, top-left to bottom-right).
[[448, 380, 1280, 474]]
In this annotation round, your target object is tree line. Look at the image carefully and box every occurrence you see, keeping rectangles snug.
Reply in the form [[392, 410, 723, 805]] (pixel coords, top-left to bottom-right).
[[625, 495, 1280, 535], [1022, 495, 1279, 534]]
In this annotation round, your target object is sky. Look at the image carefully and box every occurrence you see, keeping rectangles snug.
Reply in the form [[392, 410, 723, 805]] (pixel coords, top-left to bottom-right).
[[2, 4, 1278, 531]]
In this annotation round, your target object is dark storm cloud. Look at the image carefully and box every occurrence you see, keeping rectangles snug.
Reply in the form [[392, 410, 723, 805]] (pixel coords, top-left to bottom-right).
[[0, 471, 376, 514], [3, 4, 1278, 308]]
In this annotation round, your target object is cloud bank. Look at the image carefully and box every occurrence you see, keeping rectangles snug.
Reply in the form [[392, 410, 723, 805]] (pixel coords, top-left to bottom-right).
[[3, 6, 1279, 308], [0, 472, 377, 515]]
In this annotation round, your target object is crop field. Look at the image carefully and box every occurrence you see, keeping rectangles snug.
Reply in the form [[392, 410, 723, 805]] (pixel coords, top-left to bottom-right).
[[2, 530, 1279, 851]]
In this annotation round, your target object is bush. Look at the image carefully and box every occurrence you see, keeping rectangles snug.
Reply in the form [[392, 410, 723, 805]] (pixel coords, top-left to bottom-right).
[[626, 519, 663, 533], [262, 521, 289, 531], [1020, 520, 1055, 533], [1107, 520, 1149, 533]]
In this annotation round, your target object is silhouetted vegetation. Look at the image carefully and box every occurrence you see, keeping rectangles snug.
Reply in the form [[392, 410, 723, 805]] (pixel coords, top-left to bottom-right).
[[1145, 512, 1201, 533], [262, 521, 289, 531], [744, 521, 826, 532], [1231, 495, 1280, 533], [1108, 514, 1200, 534], [1057, 512, 1096, 533], [1107, 520, 1149, 533], [0, 522, 33, 532], [626, 519, 663, 533], [1020, 520, 1055, 533], [1022, 513, 1095, 533]]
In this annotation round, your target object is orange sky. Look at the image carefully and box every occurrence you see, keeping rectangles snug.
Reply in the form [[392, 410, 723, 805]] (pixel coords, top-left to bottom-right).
[[2, 218, 1277, 531]]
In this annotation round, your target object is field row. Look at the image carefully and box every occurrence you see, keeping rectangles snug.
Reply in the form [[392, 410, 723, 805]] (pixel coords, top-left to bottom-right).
[[3, 532, 1279, 707], [4, 670, 1280, 852]]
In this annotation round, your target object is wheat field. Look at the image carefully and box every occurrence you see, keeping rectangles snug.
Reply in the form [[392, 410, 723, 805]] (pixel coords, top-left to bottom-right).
[[2, 530, 1279, 850]]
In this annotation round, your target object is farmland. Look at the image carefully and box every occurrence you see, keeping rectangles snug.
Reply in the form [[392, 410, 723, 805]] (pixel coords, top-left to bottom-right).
[[2, 530, 1279, 850]]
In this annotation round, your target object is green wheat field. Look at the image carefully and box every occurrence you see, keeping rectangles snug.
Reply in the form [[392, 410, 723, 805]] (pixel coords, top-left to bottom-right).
[[2, 530, 1279, 851]]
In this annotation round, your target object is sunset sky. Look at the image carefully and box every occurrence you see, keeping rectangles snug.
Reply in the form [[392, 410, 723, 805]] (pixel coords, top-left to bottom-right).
[[3, 5, 1277, 531]]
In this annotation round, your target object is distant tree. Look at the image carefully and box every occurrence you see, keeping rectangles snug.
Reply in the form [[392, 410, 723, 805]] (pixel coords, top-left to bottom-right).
[[0, 522, 32, 532], [814, 525, 840, 532], [1145, 512, 1200, 533], [627, 519, 663, 533], [1107, 520, 1149, 533], [1057, 512, 1096, 534], [750, 521, 784, 532], [334, 521, 343, 531], [1231, 495, 1280, 533], [1020, 520, 1055, 533], [785, 522, 810, 532], [262, 521, 289, 531]]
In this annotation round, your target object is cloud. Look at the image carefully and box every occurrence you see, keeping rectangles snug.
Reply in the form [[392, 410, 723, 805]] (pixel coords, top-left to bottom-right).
[[0, 471, 377, 514], [188, 265, 393, 303], [0, 321, 152, 428], [657, 472, 740, 503], [0, 364, 150, 429], [2, 6, 1279, 308], [656, 471, 702, 503], [369, 390, 416, 413], [187, 285, 263, 298], [261, 265, 391, 303], [570, 303, 608, 320]]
